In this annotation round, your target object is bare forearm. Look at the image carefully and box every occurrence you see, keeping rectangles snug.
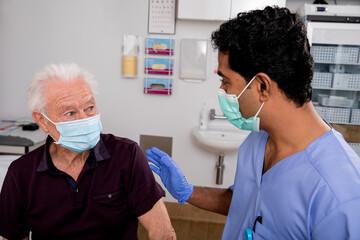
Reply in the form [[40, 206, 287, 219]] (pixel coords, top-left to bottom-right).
[[138, 199, 176, 240], [187, 186, 233, 215]]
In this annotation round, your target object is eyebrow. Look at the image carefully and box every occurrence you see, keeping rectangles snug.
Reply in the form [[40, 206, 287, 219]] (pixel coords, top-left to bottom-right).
[[217, 70, 228, 79], [58, 105, 76, 113], [85, 97, 96, 105], [58, 97, 96, 112]]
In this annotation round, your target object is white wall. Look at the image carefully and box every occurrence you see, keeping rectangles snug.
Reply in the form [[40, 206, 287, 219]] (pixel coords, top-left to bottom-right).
[[0, 0, 359, 202]]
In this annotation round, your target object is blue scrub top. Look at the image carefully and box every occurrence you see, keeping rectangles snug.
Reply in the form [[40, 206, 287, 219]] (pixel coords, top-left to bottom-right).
[[222, 129, 360, 240]]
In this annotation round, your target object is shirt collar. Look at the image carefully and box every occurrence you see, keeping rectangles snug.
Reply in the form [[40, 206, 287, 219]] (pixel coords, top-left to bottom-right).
[[37, 134, 111, 172]]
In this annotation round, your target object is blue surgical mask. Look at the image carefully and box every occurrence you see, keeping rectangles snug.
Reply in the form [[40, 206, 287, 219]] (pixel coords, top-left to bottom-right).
[[42, 114, 102, 153], [217, 76, 265, 132]]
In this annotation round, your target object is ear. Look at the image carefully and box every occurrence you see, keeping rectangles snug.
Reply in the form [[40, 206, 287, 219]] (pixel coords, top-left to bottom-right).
[[32, 111, 49, 133], [254, 73, 272, 102]]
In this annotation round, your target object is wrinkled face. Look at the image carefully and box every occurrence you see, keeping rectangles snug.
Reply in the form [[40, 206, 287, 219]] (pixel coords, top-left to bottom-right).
[[41, 77, 98, 141], [217, 51, 258, 119]]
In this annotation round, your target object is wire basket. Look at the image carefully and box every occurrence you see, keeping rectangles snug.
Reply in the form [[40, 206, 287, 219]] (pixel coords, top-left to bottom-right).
[[351, 109, 360, 125], [312, 72, 332, 88], [318, 95, 354, 108], [315, 106, 351, 124], [311, 45, 360, 64], [312, 46, 336, 63], [334, 47, 359, 64], [333, 74, 360, 90]]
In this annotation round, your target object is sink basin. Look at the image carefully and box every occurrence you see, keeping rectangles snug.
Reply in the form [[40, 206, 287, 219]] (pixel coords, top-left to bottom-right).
[[192, 127, 250, 155]]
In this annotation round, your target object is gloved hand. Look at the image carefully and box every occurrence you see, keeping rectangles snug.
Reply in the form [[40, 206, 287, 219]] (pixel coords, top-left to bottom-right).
[[146, 147, 193, 204]]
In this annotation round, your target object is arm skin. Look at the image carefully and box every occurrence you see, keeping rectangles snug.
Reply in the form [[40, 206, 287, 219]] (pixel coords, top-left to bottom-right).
[[138, 198, 176, 240], [187, 186, 233, 216]]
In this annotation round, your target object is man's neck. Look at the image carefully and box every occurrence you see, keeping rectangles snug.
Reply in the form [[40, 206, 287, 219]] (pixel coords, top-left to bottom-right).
[[262, 101, 331, 174], [49, 142, 90, 181]]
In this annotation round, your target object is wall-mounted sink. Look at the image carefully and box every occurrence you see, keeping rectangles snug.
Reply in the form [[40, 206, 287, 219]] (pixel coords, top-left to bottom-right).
[[192, 126, 250, 184], [193, 105, 250, 184], [192, 127, 249, 155]]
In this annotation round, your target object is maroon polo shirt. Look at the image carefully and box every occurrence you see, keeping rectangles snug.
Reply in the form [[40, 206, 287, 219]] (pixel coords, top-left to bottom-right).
[[0, 134, 165, 240]]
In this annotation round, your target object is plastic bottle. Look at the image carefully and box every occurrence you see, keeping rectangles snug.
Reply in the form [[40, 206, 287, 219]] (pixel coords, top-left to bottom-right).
[[200, 103, 208, 130]]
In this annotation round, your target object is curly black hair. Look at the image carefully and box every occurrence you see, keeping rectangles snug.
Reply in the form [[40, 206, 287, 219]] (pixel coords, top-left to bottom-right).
[[211, 6, 313, 107]]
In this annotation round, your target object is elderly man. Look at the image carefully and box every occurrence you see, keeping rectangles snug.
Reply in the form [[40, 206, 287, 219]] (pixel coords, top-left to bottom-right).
[[0, 63, 176, 239]]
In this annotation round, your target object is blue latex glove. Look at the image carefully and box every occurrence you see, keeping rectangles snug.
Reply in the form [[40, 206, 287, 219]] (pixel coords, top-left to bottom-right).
[[146, 147, 193, 204]]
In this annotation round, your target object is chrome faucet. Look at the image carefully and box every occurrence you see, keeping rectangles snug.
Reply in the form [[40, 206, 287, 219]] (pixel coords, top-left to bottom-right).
[[210, 108, 226, 120]]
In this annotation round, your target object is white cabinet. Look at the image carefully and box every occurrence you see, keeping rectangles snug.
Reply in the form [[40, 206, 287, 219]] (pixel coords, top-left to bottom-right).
[[308, 22, 360, 126], [177, 0, 231, 21], [177, 0, 286, 21]]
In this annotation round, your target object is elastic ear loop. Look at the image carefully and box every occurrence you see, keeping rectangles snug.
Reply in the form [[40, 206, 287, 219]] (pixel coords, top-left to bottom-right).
[[41, 113, 59, 143], [41, 113, 56, 125], [235, 75, 265, 118], [252, 102, 264, 132], [254, 102, 265, 118], [236, 75, 257, 100]]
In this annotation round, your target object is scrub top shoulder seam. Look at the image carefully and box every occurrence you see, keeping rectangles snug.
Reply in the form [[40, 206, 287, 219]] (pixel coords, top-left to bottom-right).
[[311, 195, 360, 235], [305, 129, 359, 202], [305, 150, 341, 204]]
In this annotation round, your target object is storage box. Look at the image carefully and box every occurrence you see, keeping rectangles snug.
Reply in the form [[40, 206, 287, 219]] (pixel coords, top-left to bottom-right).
[[314, 106, 327, 119], [318, 95, 354, 108], [144, 58, 174, 75], [332, 73, 360, 90], [311, 45, 336, 63], [144, 78, 172, 95], [334, 47, 359, 64], [312, 72, 332, 88], [315, 106, 350, 124], [351, 109, 360, 125], [326, 107, 351, 123], [145, 38, 175, 56], [311, 45, 360, 64]]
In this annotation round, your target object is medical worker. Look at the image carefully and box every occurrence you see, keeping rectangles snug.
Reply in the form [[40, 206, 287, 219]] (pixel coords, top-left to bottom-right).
[[146, 6, 360, 240]]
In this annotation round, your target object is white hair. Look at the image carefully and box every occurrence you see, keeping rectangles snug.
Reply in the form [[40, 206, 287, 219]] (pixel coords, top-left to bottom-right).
[[27, 63, 98, 113]]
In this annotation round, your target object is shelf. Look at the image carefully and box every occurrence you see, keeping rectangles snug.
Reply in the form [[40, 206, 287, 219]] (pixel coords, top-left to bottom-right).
[[314, 104, 356, 111], [328, 122, 360, 126], [313, 87, 360, 92], [314, 62, 360, 66]]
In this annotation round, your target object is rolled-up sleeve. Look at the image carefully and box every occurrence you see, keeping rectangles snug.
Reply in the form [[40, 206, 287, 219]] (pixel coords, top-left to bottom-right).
[[127, 144, 165, 217]]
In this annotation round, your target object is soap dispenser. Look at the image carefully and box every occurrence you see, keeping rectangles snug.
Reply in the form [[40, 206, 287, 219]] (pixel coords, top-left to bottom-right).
[[200, 103, 208, 130]]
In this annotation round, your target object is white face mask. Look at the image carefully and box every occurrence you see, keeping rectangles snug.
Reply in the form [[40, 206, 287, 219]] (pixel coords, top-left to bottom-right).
[[42, 114, 103, 153]]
